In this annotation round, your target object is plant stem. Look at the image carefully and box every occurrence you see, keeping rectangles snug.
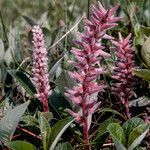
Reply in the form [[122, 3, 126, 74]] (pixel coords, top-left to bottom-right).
[[83, 117, 91, 150], [82, 97, 91, 150], [125, 100, 131, 119], [43, 95, 49, 112]]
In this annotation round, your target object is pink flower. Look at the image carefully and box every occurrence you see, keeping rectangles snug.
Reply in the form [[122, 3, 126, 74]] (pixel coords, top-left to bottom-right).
[[111, 33, 136, 119], [65, 2, 121, 149], [32, 25, 51, 112]]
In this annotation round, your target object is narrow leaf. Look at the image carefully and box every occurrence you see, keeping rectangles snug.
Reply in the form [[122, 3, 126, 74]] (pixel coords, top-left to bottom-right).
[[49, 117, 74, 150], [8, 70, 36, 97], [22, 15, 37, 26]]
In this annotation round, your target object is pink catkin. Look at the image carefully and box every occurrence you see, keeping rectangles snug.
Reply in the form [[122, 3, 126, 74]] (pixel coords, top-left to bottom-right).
[[111, 33, 136, 119], [32, 25, 51, 112], [65, 2, 121, 150]]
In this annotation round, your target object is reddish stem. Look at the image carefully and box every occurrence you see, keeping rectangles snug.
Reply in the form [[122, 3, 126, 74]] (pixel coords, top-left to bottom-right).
[[82, 96, 91, 150], [125, 100, 131, 119], [43, 94, 49, 112], [83, 117, 91, 150]]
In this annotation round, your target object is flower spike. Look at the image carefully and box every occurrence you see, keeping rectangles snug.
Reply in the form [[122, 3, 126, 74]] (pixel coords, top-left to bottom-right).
[[111, 33, 136, 119], [32, 25, 51, 112]]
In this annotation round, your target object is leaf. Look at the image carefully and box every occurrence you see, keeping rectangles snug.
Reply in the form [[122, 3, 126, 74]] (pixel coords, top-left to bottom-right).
[[93, 117, 119, 150], [55, 70, 75, 93], [134, 69, 150, 80], [49, 91, 71, 114], [49, 55, 64, 77], [140, 26, 150, 37], [141, 37, 150, 68], [39, 112, 51, 150], [42, 27, 52, 49], [8, 70, 36, 97], [129, 96, 150, 107], [0, 101, 30, 143], [54, 142, 73, 150], [22, 15, 37, 26], [122, 117, 145, 140], [49, 117, 74, 150], [0, 38, 4, 60], [0, 11, 9, 51], [107, 123, 126, 150], [22, 115, 39, 127], [127, 124, 149, 150], [6, 140, 36, 150], [135, 147, 147, 150]]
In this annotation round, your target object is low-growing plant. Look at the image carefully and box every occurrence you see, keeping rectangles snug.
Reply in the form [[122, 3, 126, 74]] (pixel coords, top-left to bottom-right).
[[0, 0, 150, 150]]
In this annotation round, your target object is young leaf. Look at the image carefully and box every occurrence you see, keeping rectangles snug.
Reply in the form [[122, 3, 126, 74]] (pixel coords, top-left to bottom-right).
[[49, 117, 74, 150], [127, 124, 149, 150], [107, 123, 126, 150], [6, 140, 36, 150], [0, 101, 30, 143], [8, 70, 36, 97]]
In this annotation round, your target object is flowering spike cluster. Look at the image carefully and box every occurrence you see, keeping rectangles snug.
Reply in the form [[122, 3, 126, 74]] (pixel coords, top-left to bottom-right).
[[65, 2, 121, 149], [111, 33, 136, 119], [32, 25, 51, 112]]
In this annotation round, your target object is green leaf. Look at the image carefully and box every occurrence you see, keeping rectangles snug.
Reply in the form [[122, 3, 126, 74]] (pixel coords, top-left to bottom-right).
[[129, 96, 150, 107], [49, 91, 71, 113], [134, 69, 150, 80], [127, 124, 149, 150], [141, 37, 150, 68], [49, 117, 74, 150], [0, 101, 30, 143], [93, 117, 119, 150], [39, 112, 51, 150], [135, 147, 147, 150], [55, 70, 75, 93], [8, 70, 36, 97], [42, 27, 51, 49], [6, 140, 36, 150], [54, 142, 73, 150], [0, 11, 9, 51], [140, 26, 150, 37], [122, 117, 145, 140], [22, 15, 37, 26], [22, 115, 39, 127], [49, 55, 64, 77], [107, 123, 126, 150], [0, 38, 4, 60]]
